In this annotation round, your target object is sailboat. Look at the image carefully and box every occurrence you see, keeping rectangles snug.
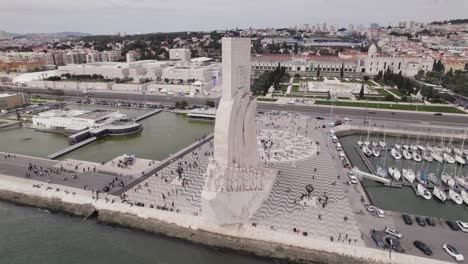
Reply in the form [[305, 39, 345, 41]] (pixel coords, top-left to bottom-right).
[[357, 140, 363, 146], [422, 152, 433, 162], [388, 167, 401, 181], [379, 141, 386, 148], [362, 146, 372, 157], [391, 148, 402, 159], [402, 169, 416, 183], [394, 143, 401, 150], [410, 144, 418, 151], [417, 145, 426, 152], [449, 189, 463, 205], [417, 184, 432, 200], [417, 170, 429, 185], [402, 150, 412, 160], [455, 155, 466, 165], [461, 190, 468, 205], [441, 173, 455, 188], [412, 152, 422, 162], [453, 148, 463, 156], [372, 141, 378, 148], [372, 148, 380, 157], [455, 177, 468, 189], [433, 186, 447, 202], [443, 153, 455, 164], [430, 151, 443, 162]]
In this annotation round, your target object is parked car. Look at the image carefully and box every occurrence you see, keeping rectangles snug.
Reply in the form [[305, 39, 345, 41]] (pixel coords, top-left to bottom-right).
[[316, 116, 324, 120], [334, 120, 343, 126], [384, 227, 403, 239], [413, 240, 432, 256], [376, 209, 385, 218], [402, 214, 413, 225], [327, 122, 335, 127], [456, 221, 468, 233], [344, 117, 352, 122], [364, 203, 375, 212], [415, 216, 426, 226], [348, 172, 358, 184], [425, 217, 435, 226], [385, 237, 405, 253], [443, 244, 464, 262], [447, 220, 461, 231], [434, 113, 443, 116]]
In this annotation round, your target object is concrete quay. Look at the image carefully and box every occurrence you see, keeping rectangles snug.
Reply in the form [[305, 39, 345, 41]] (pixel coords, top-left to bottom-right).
[[0, 173, 449, 264]]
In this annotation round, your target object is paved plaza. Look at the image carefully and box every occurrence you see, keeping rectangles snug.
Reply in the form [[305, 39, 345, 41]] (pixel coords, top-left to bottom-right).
[[122, 112, 365, 246]]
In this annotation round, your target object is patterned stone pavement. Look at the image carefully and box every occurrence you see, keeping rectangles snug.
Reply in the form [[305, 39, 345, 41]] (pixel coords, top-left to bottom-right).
[[123, 112, 363, 245]]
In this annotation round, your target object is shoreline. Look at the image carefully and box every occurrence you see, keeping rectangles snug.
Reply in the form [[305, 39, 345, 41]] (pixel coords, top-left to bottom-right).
[[0, 173, 448, 264]]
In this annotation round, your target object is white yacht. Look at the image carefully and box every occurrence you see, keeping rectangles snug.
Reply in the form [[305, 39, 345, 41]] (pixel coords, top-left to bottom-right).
[[434, 146, 444, 152], [461, 190, 468, 205], [443, 146, 452, 153], [402, 150, 412, 160], [402, 169, 416, 183], [426, 145, 435, 152], [433, 186, 447, 202], [410, 145, 418, 151], [422, 152, 433, 162], [417, 145, 426, 152], [391, 148, 402, 159], [455, 155, 466, 165], [412, 152, 422, 162], [442, 173, 455, 188], [403, 144, 409, 150], [372, 141, 378, 148], [362, 146, 372, 157], [449, 189, 463, 205], [372, 148, 380, 157], [417, 184, 432, 200], [430, 152, 443, 162], [388, 167, 401, 181], [376, 166, 387, 177], [379, 141, 386, 148], [357, 140, 363, 146], [443, 153, 455, 164], [364, 141, 370, 146]]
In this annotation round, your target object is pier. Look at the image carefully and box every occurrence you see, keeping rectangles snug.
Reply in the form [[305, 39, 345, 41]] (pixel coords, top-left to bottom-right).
[[134, 109, 162, 122], [47, 137, 97, 159]]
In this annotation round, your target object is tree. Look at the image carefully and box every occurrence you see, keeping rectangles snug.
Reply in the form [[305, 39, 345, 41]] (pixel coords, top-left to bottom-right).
[[359, 84, 365, 99], [385, 94, 395, 101], [174, 101, 180, 108], [363, 75, 370, 82], [180, 100, 188, 108], [401, 96, 408, 102], [374, 71, 383, 82], [317, 65, 321, 77]]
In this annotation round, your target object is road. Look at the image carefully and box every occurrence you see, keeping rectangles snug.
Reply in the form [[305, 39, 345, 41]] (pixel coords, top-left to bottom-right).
[[2, 86, 468, 127]]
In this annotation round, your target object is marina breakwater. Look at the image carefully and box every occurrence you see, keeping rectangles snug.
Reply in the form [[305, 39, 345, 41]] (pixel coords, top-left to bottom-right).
[[0, 173, 450, 264]]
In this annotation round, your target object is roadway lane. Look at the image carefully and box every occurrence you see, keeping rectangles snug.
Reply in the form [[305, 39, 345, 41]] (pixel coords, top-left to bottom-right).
[[2, 86, 468, 126]]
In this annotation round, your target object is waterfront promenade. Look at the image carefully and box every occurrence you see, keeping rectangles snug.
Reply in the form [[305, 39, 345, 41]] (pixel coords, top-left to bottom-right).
[[0, 112, 460, 263]]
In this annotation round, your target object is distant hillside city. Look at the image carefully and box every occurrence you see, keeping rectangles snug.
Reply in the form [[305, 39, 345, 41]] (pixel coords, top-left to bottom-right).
[[0, 18, 467, 99]]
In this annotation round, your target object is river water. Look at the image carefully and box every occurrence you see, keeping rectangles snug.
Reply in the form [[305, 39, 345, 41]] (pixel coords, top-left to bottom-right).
[[340, 134, 468, 222], [0, 201, 271, 264]]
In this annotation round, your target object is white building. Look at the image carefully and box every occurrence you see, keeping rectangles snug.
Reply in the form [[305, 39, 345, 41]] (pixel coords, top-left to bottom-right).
[[32, 109, 125, 131], [169, 49, 191, 62]]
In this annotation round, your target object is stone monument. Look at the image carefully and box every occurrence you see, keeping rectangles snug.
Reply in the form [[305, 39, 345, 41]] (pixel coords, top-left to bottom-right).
[[201, 38, 276, 225]]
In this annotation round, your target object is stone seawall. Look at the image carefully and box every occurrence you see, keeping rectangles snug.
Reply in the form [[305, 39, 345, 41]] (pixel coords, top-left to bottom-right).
[[0, 174, 448, 264], [98, 210, 374, 264], [0, 189, 95, 217]]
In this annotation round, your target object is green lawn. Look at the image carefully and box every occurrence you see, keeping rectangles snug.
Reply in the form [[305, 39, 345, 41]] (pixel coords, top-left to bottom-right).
[[257, 98, 278, 102], [388, 89, 402, 96], [277, 85, 288, 91], [376, 89, 391, 96], [315, 100, 465, 113], [292, 85, 300, 92], [342, 79, 377, 87]]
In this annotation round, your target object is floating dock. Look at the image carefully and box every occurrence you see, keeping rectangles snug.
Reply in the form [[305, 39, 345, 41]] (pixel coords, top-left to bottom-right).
[[134, 109, 162, 122]]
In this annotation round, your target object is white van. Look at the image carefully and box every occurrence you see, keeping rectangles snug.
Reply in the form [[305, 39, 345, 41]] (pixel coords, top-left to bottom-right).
[[332, 135, 338, 143], [336, 143, 343, 151]]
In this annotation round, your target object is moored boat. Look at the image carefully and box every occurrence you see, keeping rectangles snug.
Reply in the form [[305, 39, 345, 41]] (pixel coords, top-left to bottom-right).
[[402, 169, 416, 183], [388, 167, 401, 181], [394, 143, 401, 150], [461, 190, 468, 205], [379, 141, 386, 148], [449, 189, 463, 205], [443, 153, 455, 164], [357, 141, 363, 146], [441, 173, 455, 188], [455, 155, 466, 165], [455, 177, 468, 189], [372, 148, 380, 157], [402, 150, 412, 160], [433, 186, 446, 202], [362, 146, 372, 157], [417, 145, 426, 152], [422, 152, 433, 162], [391, 148, 402, 159], [430, 152, 443, 162], [417, 184, 432, 200], [412, 152, 422, 162]]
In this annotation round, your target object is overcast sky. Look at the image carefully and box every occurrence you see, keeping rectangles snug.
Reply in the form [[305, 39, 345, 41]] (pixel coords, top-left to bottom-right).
[[1, 0, 467, 34]]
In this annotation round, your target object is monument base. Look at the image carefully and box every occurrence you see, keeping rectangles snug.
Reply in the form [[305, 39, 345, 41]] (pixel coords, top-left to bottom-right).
[[201, 162, 276, 226]]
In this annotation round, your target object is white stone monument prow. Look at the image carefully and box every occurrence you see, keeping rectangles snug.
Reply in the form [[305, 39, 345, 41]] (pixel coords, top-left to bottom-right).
[[201, 38, 276, 226]]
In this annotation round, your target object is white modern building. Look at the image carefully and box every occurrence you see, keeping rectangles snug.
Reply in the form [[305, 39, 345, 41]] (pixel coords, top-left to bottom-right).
[[32, 109, 126, 132]]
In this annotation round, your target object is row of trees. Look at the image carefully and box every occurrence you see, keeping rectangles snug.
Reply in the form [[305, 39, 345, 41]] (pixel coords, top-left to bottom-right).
[[251, 65, 290, 96]]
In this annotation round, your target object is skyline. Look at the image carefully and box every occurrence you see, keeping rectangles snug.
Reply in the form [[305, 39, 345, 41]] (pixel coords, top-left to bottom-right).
[[1, 0, 467, 34]]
